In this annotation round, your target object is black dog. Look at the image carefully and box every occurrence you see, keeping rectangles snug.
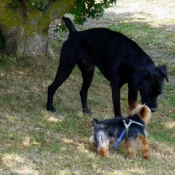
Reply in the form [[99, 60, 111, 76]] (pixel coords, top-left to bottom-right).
[[90, 100, 151, 158], [47, 17, 168, 116]]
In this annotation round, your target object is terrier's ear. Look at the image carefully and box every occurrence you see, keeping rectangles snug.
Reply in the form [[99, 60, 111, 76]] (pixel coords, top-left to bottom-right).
[[128, 100, 138, 115], [128, 100, 137, 110], [140, 106, 151, 124]]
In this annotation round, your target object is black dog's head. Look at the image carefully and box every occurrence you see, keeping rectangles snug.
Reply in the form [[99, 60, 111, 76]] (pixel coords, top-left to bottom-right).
[[133, 65, 168, 112]]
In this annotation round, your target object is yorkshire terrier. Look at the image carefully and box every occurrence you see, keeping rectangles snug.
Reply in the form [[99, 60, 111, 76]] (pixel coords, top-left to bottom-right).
[[90, 100, 151, 159]]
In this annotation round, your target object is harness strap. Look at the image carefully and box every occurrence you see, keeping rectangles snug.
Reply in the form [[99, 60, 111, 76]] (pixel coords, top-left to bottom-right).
[[123, 119, 144, 138], [113, 119, 144, 149], [113, 129, 126, 149]]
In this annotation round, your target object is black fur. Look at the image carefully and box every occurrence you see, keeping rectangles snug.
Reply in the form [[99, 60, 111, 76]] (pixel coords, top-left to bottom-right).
[[47, 17, 169, 117]]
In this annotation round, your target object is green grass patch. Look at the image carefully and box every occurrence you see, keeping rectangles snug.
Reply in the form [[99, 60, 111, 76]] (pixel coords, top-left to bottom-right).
[[159, 85, 175, 111], [150, 125, 175, 144]]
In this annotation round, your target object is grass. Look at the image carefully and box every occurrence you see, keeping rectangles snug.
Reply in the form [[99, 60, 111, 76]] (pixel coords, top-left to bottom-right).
[[0, 0, 175, 174]]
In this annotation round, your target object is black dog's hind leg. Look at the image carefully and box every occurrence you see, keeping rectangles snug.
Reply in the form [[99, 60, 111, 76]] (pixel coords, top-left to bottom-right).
[[47, 62, 76, 112], [78, 59, 95, 114]]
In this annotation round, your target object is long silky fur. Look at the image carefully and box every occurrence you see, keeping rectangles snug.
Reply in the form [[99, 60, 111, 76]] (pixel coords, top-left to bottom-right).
[[129, 100, 151, 124]]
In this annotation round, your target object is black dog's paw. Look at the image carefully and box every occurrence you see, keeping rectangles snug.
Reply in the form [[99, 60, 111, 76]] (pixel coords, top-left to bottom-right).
[[83, 108, 91, 115], [47, 105, 56, 112]]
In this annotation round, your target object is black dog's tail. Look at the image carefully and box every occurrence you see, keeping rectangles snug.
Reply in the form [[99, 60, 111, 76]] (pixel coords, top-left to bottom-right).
[[62, 16, 77, 34]]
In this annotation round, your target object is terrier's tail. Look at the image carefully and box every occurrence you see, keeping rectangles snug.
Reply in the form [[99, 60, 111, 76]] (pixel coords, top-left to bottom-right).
[[62, 16, 77, 34], [91, 119, 99, 127]]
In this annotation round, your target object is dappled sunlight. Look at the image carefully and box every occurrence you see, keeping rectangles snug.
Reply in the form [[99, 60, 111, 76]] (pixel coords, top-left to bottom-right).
[[0, 72, 4, 77], [22, 136, 40, 148], [151, 141, 175, 162], [15, 70, 26, 75], [162, 121, 175, 129], [61, 138, 73, 145], [3, 113, 19, 123], [22, 137, 31, 148], [61, 137, 93, 155], [43, 111, 65, 123], [47, 116, 61, 123], [77, 111, 85, 118], [106, 0, 175, 27], [2, 153, 39, 175], [126, 168, 146, 175], [59, 170, 72, 175]]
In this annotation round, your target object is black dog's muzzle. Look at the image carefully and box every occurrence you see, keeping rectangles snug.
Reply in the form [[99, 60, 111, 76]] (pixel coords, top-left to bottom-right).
[[150, 107, 157, 112], [147, 104, 157, 113]]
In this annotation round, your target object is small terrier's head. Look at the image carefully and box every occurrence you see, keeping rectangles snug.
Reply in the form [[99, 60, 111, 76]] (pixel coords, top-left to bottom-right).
[[128, 100, 151, 124]]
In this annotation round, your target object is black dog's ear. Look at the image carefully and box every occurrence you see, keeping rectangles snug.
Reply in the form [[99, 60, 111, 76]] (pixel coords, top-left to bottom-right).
[[157, 65, 169, 82], [133, 67, 151, 85]]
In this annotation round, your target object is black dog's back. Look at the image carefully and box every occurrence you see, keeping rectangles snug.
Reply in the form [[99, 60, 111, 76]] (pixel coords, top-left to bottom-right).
[[62, 17, 155, 82]]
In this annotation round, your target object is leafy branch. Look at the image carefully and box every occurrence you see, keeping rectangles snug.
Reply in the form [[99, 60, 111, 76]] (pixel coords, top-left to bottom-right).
[[70, 0, 116, 25], [8, 0, 45, 11]]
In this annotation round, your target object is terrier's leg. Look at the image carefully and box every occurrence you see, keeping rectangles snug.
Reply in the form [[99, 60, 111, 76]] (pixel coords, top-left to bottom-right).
[[125, 138, 136, 159], [98, 146, 109, 157], [138, 135, 150, 159]]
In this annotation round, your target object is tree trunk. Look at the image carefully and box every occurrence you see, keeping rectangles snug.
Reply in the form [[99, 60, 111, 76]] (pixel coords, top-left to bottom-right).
[[2, 27, 49, 58], [0, 0, 77, 59]]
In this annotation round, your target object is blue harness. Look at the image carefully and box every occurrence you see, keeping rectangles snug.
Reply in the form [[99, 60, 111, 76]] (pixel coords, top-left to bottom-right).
[[113, 119, 144, 149]]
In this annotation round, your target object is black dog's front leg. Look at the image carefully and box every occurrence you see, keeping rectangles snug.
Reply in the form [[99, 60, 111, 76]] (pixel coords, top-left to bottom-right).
[[128, 84, 138, 104], [47, 84, 57, 112], [110, 82, 122, 117]]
